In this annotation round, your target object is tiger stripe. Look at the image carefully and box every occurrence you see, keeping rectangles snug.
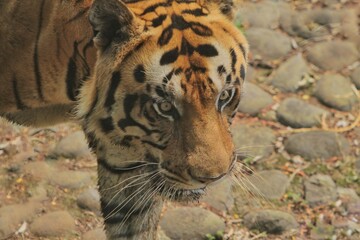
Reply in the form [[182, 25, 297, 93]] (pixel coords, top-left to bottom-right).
[[1, 1, 248, 239]]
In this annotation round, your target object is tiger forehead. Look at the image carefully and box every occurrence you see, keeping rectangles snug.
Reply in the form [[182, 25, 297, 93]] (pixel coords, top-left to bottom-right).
[[119, 0, 248, 102], [128, 0, 209, 24]]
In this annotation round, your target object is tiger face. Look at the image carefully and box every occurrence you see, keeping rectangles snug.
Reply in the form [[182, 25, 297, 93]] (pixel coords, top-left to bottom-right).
[[79, 0, 248, 201]]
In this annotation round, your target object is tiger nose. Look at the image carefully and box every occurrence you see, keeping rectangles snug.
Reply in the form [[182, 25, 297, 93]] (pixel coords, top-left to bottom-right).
[[189, 171, 227, 184]]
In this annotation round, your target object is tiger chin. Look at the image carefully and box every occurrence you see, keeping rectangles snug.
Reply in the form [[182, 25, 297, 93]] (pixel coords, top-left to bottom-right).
[[0, 0, 248, 239]]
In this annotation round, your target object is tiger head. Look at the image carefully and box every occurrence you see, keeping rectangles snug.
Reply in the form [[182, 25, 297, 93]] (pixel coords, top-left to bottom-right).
[[78, 0, 248, 201]]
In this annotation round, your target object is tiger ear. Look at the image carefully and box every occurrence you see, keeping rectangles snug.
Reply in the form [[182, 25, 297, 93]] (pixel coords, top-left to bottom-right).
[[203, 0, 234, 20], [89, 0, 134, 51]]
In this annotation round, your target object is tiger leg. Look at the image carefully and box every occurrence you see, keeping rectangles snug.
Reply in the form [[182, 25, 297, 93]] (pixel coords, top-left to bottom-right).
[[97, 162, 163, 240], [0, 103, 75, 127]]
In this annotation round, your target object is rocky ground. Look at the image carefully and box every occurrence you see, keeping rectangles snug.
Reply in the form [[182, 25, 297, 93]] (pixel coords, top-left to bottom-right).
[[1, 0, 360, 239]]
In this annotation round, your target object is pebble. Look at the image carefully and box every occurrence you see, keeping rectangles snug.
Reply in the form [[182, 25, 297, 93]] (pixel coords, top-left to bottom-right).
[[304, 174, 338, 207], [0, 202, 42, 238], [50, 131, 91, 159], [243, 210, 298, 234], [337, 187, 360, 203], [310, 224, 335, 240], [307, 41, 359, 71], [77, 188, 101, 215], [243, 170, 289, 200], [30, 211, 76, 237], [82, 228, 106, 240], [237, 82, 273, 116], [201, 177, 234, 212], [270, 54, 310, 92], [314, 74, 358, 111], [23, 161, 53, 180], [160, 207, 225, 240], [246, 28, 292, 61], [285, 131, 350, 160], [50, 170, 93, 189], [350, 66, 360, 89], [276, 98, 329, 128], [28, 184, 48, 202], [231, 125, 275, 160], [236, 1, 280, 29]]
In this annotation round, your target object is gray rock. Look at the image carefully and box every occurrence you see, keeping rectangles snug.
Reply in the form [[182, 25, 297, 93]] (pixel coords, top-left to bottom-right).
[[304, 174, 337, 207], [246, 66, 256, 82], [271, 54, 310, 92], [51, 131, 91, 158], [50, 170, 92, 189], [28, 185, 48, 202], [243, 170, 289, 200], [356, 158, 360, 174], [231, 125, 275, 160], [350, 66, 360, 89], [337, 187, 360, 203], [236, 1, 280, 29], [243, 210, 298, 234], [237, 83, 273, 116], [82, 228, 106, 240], [281, 9, 342, 39], [307, 41, 359, 71], [0, 202, 42, 238], [336, 188, 360, 214], [276, 98, 329, 128], [31, 211, 76, 237], [285, 131, 350, 160], [348, 201, 360, 214], [158, 229, 171, 240], [310, 224, 335, 240], [246, 28, 292, 61], [23, 161, 53, 180], [160, 207, 225, 240], [314, 74, 358, 111], [201, 177, 234, 211], [77, 188, 101, 215]]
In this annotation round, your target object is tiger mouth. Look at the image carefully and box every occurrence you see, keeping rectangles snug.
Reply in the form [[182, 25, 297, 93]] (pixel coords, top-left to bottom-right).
[[159, 184, 206, 201]]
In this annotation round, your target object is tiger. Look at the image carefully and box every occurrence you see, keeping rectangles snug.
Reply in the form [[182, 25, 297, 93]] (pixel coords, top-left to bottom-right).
[[0, 0, 248, 239]]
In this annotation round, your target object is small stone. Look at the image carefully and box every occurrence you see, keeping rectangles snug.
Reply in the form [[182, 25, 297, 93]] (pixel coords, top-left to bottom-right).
[[243, 210, 298, 234], [28, 185, 48, 202], [271, 54, 310, 92], [50, 170, 92, 189], [243, 170, 289, 200], [30, 211, 76, 237], [307, 41, 359, 71], [285, 131, 350, 160], [304, 174, 337, 207], [158, 228, 171, 240], [350, 66, 360, 89], [231, 125, 275, 160], [337, 187, 360, 203], [246, 28, 292, 61], [82, 228, 106, 240], [310, 224, 335, 240], [23, 161, 53, 180], [160, 207, 225, 240], [347, 199, 360, 214], [276, 98, 329, 128], [314, 74, 358, 111], [50, 131, 91, 159], [0, 202, 42, 238], [236, 1, 280, 29], [201, 177, 234, 211], [77, 188, 101, 215], [259, 110, 277, 122], [237, 83, 273, 116]]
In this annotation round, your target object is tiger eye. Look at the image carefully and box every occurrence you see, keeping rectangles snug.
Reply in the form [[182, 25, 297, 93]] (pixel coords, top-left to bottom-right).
[[159, 102, 172, 112], [219, 90, 230, 100]]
